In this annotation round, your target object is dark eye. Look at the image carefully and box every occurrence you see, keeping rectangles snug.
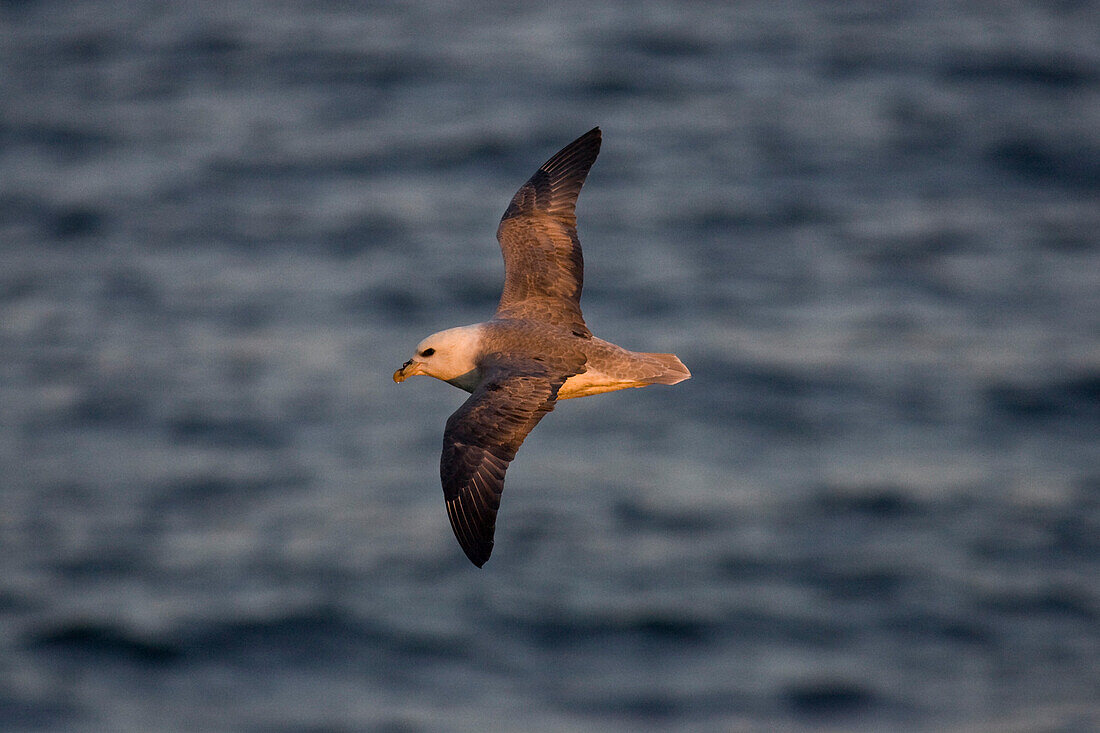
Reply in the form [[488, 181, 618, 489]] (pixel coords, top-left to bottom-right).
[[419, 348, 435, 357]]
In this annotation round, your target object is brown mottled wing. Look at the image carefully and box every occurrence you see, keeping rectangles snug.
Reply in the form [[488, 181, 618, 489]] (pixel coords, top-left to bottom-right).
[[495, 127, 601, 338], [440, 355, 577, 567]]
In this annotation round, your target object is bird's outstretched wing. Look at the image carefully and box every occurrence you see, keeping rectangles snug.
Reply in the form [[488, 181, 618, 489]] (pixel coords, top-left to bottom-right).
[[495, 127, 601, 338], [440, 355, 577, 567]]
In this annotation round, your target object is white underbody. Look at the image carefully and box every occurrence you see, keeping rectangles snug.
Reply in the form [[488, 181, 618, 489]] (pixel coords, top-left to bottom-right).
[[557, 369, 649, 399]]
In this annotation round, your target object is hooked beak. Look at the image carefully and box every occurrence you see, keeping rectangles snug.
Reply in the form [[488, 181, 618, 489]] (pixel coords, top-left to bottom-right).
[[393, 359, 424, 383]]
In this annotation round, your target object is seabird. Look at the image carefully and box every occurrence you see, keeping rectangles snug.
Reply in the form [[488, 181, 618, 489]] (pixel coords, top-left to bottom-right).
[[394, 127, 690, 567]]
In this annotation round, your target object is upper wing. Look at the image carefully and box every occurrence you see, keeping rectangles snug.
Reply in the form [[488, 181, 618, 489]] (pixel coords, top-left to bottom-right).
[[495, 127, 602, 337], [440, 356, 576, 567]]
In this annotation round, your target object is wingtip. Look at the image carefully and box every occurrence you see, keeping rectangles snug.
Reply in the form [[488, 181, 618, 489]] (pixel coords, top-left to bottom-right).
[[579, 126, 601, 147], [533, 127, 603, 188], [551, 127, 601, 159], [465, 545, 492, 568]]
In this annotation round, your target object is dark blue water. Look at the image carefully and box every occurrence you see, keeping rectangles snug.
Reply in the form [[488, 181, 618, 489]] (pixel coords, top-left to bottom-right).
[[2, 1, 1098, 730]]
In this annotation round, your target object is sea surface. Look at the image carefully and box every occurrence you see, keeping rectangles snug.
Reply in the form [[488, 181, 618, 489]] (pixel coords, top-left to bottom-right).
[[1, 1, 1098, 731]]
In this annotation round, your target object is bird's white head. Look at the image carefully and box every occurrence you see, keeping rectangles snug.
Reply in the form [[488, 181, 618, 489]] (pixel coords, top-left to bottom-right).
[[393, 323, 485, 387]]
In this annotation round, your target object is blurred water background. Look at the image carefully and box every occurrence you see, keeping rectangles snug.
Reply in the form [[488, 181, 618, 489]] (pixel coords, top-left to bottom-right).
[[2, 1, 1099, 730]]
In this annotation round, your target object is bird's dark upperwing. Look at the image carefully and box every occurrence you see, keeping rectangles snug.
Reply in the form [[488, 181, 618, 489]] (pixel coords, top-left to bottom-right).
[[495, 127, 601, 338], [441, 356, 575, 567]]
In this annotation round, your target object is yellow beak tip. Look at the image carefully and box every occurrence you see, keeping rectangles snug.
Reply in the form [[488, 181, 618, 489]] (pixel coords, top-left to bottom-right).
[[394, 360, 416, 383]]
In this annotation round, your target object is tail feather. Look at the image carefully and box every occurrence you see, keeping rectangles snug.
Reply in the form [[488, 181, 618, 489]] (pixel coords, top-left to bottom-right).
[[640, 353, 691, 385]]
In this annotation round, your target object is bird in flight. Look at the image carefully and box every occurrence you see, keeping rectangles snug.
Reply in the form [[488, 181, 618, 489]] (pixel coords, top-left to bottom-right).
[[394, 127, 690, 567]]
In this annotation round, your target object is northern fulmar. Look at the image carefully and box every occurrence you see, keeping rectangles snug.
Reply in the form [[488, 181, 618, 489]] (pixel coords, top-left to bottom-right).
[[393, 127, 690, 567]]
